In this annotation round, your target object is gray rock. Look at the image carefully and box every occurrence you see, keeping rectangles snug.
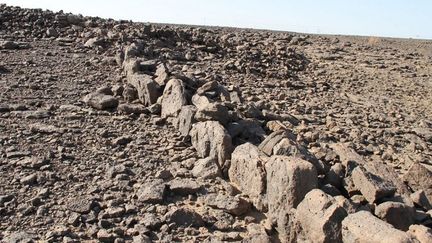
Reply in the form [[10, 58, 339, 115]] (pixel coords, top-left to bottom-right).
[[375, 201, 415, 230], [227, 119, 266, 145], [351, 165, 396, 203], [175, 105, 197, 137], [189, 121, 233, 168], [228, 143, 268, 211], [411, 190, 432, 211], [127, 74, 160, 106], [403, 162, 432, 202], [122, 84, 139, 102], [154, 63, 170, 86], [20, 173, 38, 185], [161, 79, 188, 118], [165, 207, 205, 228], [191, 157, 221, 179], [341, 211, 416, 243], [296, 189, 347, 243], [194, 102, 231, 125], [191, 94, 211, 110], [138, 179, 167, 204], [117, 103, 147, 114], [3, 232, 37, 243], [168, 178, 202, 196], [83, 92, 118, 110], [204, 194, 251, 216]]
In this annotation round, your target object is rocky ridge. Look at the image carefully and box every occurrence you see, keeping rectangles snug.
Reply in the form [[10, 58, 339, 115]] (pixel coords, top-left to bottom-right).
[[1, 4, 432, 243]]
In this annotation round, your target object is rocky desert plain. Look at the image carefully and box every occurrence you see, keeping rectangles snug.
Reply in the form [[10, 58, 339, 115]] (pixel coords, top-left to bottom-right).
[[1, 4, 432, 243]]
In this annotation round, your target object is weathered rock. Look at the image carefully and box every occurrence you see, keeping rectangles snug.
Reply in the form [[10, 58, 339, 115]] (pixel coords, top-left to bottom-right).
[[138, 180, 167, 204], [228, 143, 268, 210], [83, 92, 118, 110], [154, 63, 170, 86], [127, 74, 160, 106], [266, 120, 288, 132], [175, 105, 197, 137], [189, 121, 232, 168], [296, 189, 347, 243], [191, 94, 211, 110], [161, 79, 188, 118], [165, 207, 205, 228], [194, 102, 231, 125], [341, 211, 416, 243], [259, 130, 292, 156], [351, 165, 396, 203], [191, 157, 221, 179], [408, 224, 432, 243], [403, 162, 432, 202], [204, 194, 251, 216], [375, 201, 415, 230], [168, 178, 202, 196], [67, 197, 95, 214], [227, 119, 266, 145], [122, 84, 139, 102], [266, 156, 317, 219], [117, 103, 147, 114], [411, 190, 432, 211]]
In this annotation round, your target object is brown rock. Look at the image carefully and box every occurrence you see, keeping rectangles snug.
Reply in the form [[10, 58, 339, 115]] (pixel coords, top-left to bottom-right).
[[83, 92, 118, 110], [175, 105, 197, 137], [296, 189, 347, 243], [127, 74, 160, 106], [204, 194, 250, 216], [375, 201, 415, 230], [342, 211, 416, 243], [351, 165, 396, 203], [189, 121, 233, 168], [403, 162, 432, 202], [161, 79, 188, 118], [266, 156, 317, 220], [228, 143, 268, 211], [408, 224, 432, 243]]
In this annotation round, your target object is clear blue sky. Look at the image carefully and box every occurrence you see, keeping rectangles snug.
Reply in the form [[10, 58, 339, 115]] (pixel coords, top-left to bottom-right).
[[2, 0, 432, 39]]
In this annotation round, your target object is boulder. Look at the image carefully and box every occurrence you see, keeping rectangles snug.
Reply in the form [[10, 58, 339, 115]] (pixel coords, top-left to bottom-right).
[[117, 103, 147, 114], [351, 165, 396, 203], [154, 63, 170, 86], [411, 190, 432, 211], [227, 119, 266, 145], [175, 105, 197, 137], [189, 121, 233, 168], [127, 74, 160, 106], [194, 102, 231, 125], [228, 143, 268, 211], [375, 201, 415, 230], [191, 94, 211, 110], [266, 156, 317, 219], [296, 189, 347, 243], [403, 162, 432, 202], [161, 79, 188, 118], [259, 130, 293, 156], [191, 157, 221, 179], [83, 92, 118, 110], [341, 211, 416, 243]]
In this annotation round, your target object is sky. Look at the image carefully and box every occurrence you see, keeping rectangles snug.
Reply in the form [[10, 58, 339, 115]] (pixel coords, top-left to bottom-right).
[[2, 0, 431, 39]]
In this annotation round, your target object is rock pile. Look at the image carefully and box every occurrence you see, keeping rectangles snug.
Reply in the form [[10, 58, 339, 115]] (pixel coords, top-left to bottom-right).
[[1, 4, 432, 243]]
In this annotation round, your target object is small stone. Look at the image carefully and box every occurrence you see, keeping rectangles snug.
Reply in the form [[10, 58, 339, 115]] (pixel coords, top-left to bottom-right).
[[67, 197, 95, 214], [117, 103, 147, 114], [168, 178, 202, 196], [165, 207, 205, 228], [20, 173, 38, 185], [138, 179, 167, 204], [191, 157, 221, 179], [204, 194, 250, 216], [83, 92, 118, 110]]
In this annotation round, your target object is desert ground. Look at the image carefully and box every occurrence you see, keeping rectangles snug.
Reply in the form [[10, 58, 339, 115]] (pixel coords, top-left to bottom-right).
[[1, 4, 432, 243]]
